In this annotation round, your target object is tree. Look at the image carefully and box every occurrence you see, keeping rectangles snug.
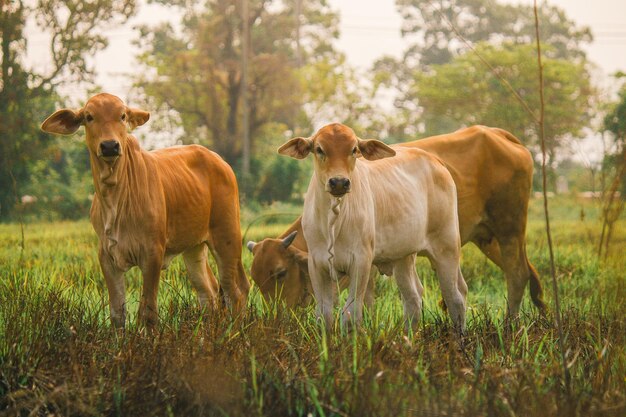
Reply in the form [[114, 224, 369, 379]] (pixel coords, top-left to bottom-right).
[[134, 0, 342, 166], [415, 42, 593, 160], [395, 0, 591, 69], [299, 55, 389, 138], [603, 75, 626, 145], [371, 0, 593, 139], [0, 0, 136, 220], [598, 75, 626, 258]]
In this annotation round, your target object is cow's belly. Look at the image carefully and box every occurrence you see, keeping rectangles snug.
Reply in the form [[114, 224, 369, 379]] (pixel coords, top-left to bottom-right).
[[165, 212, 211, 254], [456, 197, 485, 244], [104, 238, 189, 272], [165, 232, 209, 255], [373, 219, 426, 263], [326, 221, 424, 276], [372, 189, 429, 262]]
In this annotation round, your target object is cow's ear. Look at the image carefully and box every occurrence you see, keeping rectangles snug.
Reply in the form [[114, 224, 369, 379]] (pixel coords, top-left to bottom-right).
[[41, 109, 84, 135], [126, 107, 150, 130], [357, 138, 396, 161], [278, 137, 312, 159], [286, 246, 309, 272]]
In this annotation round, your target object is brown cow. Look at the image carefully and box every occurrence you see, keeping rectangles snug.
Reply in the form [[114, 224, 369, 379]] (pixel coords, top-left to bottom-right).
[[248, 125, 545, 317], [41, 93, 249, 327], [248, 225, 376, 309]]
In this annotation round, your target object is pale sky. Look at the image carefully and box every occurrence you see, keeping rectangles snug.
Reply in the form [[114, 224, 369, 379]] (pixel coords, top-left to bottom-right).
[[24, 0, 626, 161], [25, 0, 626, 99], [336, 0, 626, 75]]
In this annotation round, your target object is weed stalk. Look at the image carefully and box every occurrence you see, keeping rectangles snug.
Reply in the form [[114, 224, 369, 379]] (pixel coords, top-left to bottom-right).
[[533, 0, 571, 397]]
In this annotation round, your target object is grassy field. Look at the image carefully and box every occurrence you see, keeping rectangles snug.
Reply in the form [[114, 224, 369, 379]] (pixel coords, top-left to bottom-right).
[[0, 196, 624, 416]]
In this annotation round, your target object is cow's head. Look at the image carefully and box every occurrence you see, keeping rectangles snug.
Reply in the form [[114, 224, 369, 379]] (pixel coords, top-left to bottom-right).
[[41, 93, 149, 167], [278, 123, 395, 197], [247, 231, 311, 307]]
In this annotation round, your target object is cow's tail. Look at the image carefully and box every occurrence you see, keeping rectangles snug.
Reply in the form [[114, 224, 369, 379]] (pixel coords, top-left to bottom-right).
[[527, 258, 547, 311]]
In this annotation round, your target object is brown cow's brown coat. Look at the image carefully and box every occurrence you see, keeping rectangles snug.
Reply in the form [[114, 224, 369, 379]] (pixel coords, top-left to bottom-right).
[[42, 93, 249, 327]]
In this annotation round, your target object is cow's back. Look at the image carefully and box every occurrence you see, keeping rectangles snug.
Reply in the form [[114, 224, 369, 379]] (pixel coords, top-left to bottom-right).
[[357, 147, 459, 262], [400, 126, 533, 241]]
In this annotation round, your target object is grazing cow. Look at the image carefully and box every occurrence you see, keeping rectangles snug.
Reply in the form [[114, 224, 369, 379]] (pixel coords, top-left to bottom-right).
[[41, 93, 249, 327], [247, 223, 376, 308], [248, 125, 544, 317], [277, 123, 467, 331]]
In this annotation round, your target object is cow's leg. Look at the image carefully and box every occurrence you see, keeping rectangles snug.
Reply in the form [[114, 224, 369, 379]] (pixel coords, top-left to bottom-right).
[[495, 237, 546, 316], [496, 236, 536, 317], [473, 230, 545, 315], [457, 266, 468, 305], [309, 254, 335, 328], [431, 246, 467, 335], [209, 228, 249, 314], [98, 247, 126, 328], [364, 268, 377, 311], [473, 234, 504, 269], [393, 254, 423, 331], [182, 244, 219, 308], [138, 256, 163, 327], [341, 261, 372, 328]]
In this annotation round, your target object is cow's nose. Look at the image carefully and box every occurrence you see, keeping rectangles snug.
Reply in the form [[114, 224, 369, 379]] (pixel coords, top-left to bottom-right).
[[328, 177, 351, 196], [100, 140, 120, 157]]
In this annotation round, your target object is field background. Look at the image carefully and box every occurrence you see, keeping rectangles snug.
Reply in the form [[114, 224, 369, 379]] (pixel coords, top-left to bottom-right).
[[2, 0, 625, 415], [0, 196, 624, 416]]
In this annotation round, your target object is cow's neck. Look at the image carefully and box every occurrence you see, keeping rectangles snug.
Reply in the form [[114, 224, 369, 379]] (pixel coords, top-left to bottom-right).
[[90, 136, 148, 244], [310, 167, 371, 275]]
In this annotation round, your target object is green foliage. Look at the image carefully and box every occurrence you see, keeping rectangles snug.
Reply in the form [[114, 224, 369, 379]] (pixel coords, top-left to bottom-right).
[[415, 42, 593, 155], [0, 87, 57, 220], [599, 76, 626, 194], [22, 136, 93, 221], [603, 79, 626, 142], [0, 0, 136, 221], [134, 0, 342, 165], [372, 0, 594, 140], [395, 0, 591, 68], [298, 55, 386, 138], [0, 197, 625, 415], [256, 156, 302, 204]]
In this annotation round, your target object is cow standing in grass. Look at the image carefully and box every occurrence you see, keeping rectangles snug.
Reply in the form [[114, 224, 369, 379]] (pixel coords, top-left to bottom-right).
[[249, 125, 544, 317], [41, 93, 249, 327], [278, 123, 467, 332]]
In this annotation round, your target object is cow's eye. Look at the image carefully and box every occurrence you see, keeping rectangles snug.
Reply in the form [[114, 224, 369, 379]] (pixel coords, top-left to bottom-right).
[[121, 113, 126, 121], [352, 147, 357, 155], [85, 114, 94, 123], [316, 146, 325, 157], [275, 270, 287, 281]]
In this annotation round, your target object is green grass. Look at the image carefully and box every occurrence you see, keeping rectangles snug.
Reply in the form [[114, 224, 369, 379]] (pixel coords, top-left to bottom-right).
[[0, 196, 625, 416]]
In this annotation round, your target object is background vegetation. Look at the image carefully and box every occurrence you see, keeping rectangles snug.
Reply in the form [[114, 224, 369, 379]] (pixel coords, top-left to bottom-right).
[[0, 197, 624, 416], [0, 0, 623, 221]]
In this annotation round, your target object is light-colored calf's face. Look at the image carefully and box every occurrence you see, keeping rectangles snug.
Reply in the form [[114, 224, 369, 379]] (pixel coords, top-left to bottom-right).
[[278, 123, 396, 196], [247, 233, 309, 307], [41, 93, 149, 165]]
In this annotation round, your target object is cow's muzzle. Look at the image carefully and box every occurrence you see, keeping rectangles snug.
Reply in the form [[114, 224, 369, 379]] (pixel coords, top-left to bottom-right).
[[327, 177, 351, 196], [99, 140, 121, 158]]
